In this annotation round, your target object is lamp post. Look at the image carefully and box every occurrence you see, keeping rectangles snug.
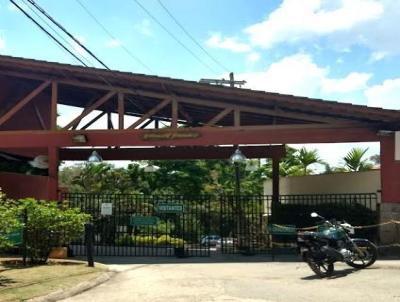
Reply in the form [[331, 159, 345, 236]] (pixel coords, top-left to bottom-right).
[[230, 148, 247, 196], [230, 147, 248, 252]]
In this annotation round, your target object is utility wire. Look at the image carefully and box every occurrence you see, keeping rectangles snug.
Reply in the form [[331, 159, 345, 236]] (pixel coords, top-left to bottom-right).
[[25, 0, 110, 70], [20, 0, 95, 68], [156, 0, 229, 73], [74, 0, 155, 74], [132, 0, 219, 75], [8, 0, 88, 66], [10, 0, 151, 128]]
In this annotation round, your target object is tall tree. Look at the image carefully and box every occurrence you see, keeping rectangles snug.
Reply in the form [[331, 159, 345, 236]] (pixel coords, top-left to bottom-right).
[[343, 147, 374, 172], [296, 147, 322, 175]]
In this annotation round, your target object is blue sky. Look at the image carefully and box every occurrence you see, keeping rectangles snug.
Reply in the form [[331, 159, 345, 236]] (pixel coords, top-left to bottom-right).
[[1, 0, 399, 169]]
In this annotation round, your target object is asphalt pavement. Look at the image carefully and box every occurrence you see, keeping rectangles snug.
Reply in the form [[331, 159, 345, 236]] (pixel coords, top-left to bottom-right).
[[60, 258, 400, 302]]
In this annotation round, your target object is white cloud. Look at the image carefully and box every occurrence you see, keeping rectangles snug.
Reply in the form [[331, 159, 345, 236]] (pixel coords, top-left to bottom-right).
[[236, 53, 371, 99], [368, 51, 387, 63], [365, 78, 400, 109], [239, 53, 327, 96], [246, 52, 261, 63], [106, 39, 122, 48], [322, 72, 372, 94], [135, 19, 153, 36], [0, 36, 5, 50], [206, 33, 251, 53], [245, 0, 383, 49]]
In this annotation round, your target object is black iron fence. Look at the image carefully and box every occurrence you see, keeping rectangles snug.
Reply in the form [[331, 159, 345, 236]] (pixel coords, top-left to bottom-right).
[[62, 192, 379, 257], [63, 193, 211, 257]]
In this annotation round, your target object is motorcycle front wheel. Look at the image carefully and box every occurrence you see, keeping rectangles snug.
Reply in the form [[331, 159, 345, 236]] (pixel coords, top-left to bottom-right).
[[346, 239, 377, 269], [306, 256, 334, 278]]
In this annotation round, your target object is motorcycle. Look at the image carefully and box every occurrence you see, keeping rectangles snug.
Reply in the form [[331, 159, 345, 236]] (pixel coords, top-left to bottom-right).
[[297, 212, 378, 278]]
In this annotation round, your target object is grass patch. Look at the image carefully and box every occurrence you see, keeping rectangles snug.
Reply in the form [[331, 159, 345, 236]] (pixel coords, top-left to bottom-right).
[[0, 259, 107, 302]]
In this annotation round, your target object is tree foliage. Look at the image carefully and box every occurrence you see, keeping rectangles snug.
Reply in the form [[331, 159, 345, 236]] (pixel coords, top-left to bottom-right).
[[344, 147, 374, 172], [0, 189, 21, 250]]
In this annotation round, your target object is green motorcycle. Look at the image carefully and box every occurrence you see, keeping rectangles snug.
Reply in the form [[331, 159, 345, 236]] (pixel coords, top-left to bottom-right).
[[297, 212, 378, 278]]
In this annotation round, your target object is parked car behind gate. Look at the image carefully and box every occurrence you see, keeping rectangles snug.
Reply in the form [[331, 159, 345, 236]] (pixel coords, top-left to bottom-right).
[[201, 235, 221, 246]]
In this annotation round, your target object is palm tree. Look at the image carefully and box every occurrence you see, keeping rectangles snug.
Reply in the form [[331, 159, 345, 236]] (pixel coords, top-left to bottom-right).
[[297, 147, 322, 175], [343, 147, 374, 172]]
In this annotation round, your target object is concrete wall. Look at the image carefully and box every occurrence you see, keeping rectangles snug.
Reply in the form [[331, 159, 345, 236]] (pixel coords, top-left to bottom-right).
[[264, 170, 381, 195], [0, 172, 50, 200]]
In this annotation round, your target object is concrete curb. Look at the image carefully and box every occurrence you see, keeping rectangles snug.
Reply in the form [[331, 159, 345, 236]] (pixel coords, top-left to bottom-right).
[[28, 270, 116, 302]]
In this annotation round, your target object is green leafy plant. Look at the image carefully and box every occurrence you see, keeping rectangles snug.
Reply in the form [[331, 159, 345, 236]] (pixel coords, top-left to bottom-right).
[[343, 147, 374, 172], [0, 189, 21, 250], [16, 198, 90, 264]]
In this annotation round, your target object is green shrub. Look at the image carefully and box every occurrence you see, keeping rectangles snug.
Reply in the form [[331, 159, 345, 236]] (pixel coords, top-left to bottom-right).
[[0, 190, 21, 250], [156, 235, 184, 247], [115, 234, 185, 247], [17, 198, 90, 264]]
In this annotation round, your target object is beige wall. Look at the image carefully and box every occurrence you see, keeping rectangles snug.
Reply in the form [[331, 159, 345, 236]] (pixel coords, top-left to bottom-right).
[[264, 170, 381, 195]]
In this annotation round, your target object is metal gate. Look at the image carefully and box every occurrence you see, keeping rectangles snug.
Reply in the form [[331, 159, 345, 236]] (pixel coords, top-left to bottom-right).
[[63, 192, 378, 257], [218, 195, 271, 254], [63, 193, 211, 257]]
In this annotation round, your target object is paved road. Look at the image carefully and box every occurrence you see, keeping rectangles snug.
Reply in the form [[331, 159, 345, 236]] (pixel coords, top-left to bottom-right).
[[61, 259, 400, 302]]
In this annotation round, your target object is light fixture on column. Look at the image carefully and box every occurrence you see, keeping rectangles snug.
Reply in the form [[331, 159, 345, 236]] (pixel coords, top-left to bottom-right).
[[72, 134, 88, 143]]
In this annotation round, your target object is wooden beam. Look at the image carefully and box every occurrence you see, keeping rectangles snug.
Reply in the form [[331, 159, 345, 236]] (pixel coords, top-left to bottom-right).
[[205, 107, 232, 126], [51, 81, 58, 130], [0, 81, 50, 127], [171, 99, 178, 128], [107, 111, 114, 130], [234, 108, 241, 127], [33, 104, 46, 130], [63, 91, 116, 130], [1, 69, 396, 122], [128, 98, 171, 129], [60, 145, 286, 161], [178, 104, 193, 124], [0, 70, 381, 124], [118, 92, 124, 130], [81, 111, 106, 130], [0, 124, 379, 149], [47, 146, 59, 200], [140, 119, 153, 129]]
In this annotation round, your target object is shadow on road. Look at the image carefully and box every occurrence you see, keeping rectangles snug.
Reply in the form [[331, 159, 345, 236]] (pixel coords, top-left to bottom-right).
[[301, 267, 360, 280]]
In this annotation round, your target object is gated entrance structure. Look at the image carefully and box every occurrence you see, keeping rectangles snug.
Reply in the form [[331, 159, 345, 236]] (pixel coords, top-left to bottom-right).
[[0, 55, 399, 249]]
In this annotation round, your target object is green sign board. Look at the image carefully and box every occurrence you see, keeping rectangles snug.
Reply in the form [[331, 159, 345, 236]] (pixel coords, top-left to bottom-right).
[[155, 203, 184, 214], [6, 229, 23, 245], [130, 216, 158, 226]]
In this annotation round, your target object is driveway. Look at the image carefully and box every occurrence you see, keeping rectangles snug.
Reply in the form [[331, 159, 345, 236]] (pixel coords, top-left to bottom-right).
[[61, 258, 400, 302]]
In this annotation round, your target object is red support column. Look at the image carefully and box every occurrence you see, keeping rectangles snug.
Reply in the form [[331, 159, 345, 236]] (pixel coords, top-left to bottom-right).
[[379, 136, 400, 244], [47, 147, 59, 200], [380, 136, 400, 203]]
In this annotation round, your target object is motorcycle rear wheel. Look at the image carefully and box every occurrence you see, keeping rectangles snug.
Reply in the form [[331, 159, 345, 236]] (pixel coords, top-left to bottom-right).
[[346, 240, 377, 269], [306, 257, 334, 278]]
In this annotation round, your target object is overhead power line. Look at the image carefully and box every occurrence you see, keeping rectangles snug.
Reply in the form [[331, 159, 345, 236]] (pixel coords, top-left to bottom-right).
[[132, 0, 219, 75], [8, 0, 88, 66], [20, 0, 95, 67], [74, 0, 155, 74], [156, 0, 229, 73], [24, 0, 110, 70]]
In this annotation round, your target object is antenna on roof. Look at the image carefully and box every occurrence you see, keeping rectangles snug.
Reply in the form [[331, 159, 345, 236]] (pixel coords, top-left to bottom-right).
[[199, 72, 246, 88]]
